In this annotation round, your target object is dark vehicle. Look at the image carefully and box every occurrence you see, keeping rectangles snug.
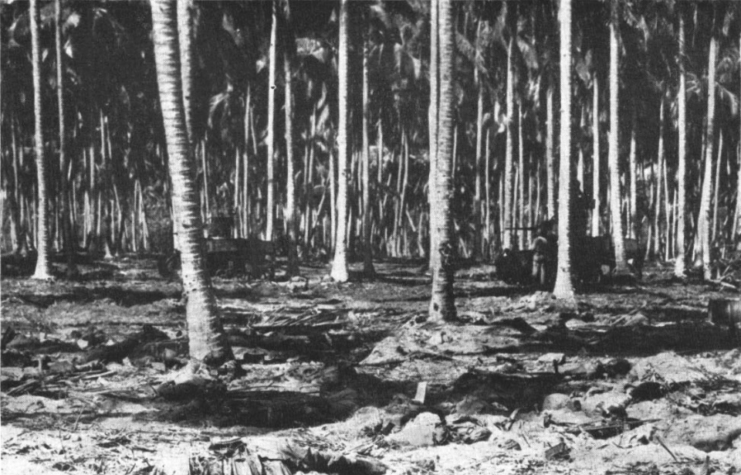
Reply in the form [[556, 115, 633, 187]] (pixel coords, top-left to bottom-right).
[[494, 219, 644, 289], [158, 216, 274, 279]]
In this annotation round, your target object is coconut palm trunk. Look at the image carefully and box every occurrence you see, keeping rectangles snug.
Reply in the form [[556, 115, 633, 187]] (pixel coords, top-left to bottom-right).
[[266, 0, 278, 243], [675, 9, 687, 277], [503, 7, 516, 250], [56, 0, 75, 272], [552, 0, 575, 302], [151, 0, 232, 365], [592, 75, 600, 236], [330, 0, 350, 282], [175, 0, 194, 246], [30, 0, 51, 280], [428, 0, 439, 269], [608, 0, 629, 274], [284, 4, 298, 276], [362, 32, 375, 276], [429, 0, 456, 322], [546, 83, 555, 221], [699, 31, 717, 281]]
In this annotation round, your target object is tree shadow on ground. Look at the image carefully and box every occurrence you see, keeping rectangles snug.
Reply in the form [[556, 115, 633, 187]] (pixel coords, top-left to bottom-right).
[[11, 286, 179, 308]]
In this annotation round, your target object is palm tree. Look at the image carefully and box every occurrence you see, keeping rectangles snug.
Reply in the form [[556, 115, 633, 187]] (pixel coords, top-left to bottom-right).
[[675, 7, 687, 278], [56, 0, 75, 273], [503, 3, 516, 250], [284, 1, 299, 276], [429, 0, 456, 322], [361, 29, 375, 276], [330, 0, 350, 282], [608, 0, 629, 275], [30, 0, 51, 280], [699, 17, 718, 281], [266, 0, 278, 243], [552, 0, 575, 302], [150, 0, 232, 366], [428, 0, 439, 270]]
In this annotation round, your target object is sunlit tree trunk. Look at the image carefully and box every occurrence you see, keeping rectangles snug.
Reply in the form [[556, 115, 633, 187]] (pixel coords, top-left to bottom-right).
[[428, 0, 439, 269], [699, 31, 717, 280], [654, 99, 665, 259], [266, 0, 278, 242], [429, 0, 456, 322], [546, 83, 555, 221], [675, 10, 687, 277], [151, 0, 232, 365], [330, 0, 350, 282], [362, 32, 375, 276], [284, 6, 299, 276], [609, 0, 628, 274], [628, 109, 638, 240], [712, 132, 723, 244], [592, 75, 600, 236], [473, 21, 484, 259], [31, 0, 52, 280], [552, 0, 575, 302], [503, 7, 516, 250], [518, 104, 526, 250]]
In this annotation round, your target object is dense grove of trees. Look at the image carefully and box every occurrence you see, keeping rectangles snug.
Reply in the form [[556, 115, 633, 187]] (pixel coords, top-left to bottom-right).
[[2, 0, 741, 322]]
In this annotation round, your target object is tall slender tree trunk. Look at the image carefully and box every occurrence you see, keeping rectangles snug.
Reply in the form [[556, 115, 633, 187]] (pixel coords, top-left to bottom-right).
[[592, 75, 600, 236], [504, 9, 516, 250], [284, 6, 298, 276], [56, 0, 74, 272], [429, 0, 456, 322], [362, 33, 375, 275], [484, 127, 492, 257], [266, 0, 278, 242], [151, 0, 232, 365], [330, 0, 350, 282], [609, 0, 628, 274], [428, 0, 439, 269], [699, 31, 717, 280], [654, 99, 665, 259], [474, 28, 484, 259], [546, 84, 556, 221], [31, 0, 51, 280], [675, 10, 688, 277], [629, 109, 638, 240], [518, 104, 526, 249], [176, 0, 195, 247], [553, 0, 575, 302], [712, 132, 723, 243]]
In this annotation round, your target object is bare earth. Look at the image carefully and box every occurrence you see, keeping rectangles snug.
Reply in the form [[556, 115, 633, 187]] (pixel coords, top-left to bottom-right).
[[1, 255, 740, 475]]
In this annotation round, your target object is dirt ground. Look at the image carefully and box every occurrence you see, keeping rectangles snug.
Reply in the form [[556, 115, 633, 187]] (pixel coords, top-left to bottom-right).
[[1, 255, 741, 475]]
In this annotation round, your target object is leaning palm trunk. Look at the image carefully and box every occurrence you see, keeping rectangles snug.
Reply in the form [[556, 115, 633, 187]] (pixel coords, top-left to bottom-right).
[[608, 0, 628, 274], [675, 10, 688, 277], [31, 0, 51, 280], [330, 0, 350, 282], [699, 33, 717, 280], [151, 0, 232, 365], [429, 0, 456, 322], [552, 0, 575, 302]]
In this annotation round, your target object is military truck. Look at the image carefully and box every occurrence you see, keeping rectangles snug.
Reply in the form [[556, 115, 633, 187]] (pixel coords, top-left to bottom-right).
[[158, 216, 274, 279], [494, 220, 644, 289]]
